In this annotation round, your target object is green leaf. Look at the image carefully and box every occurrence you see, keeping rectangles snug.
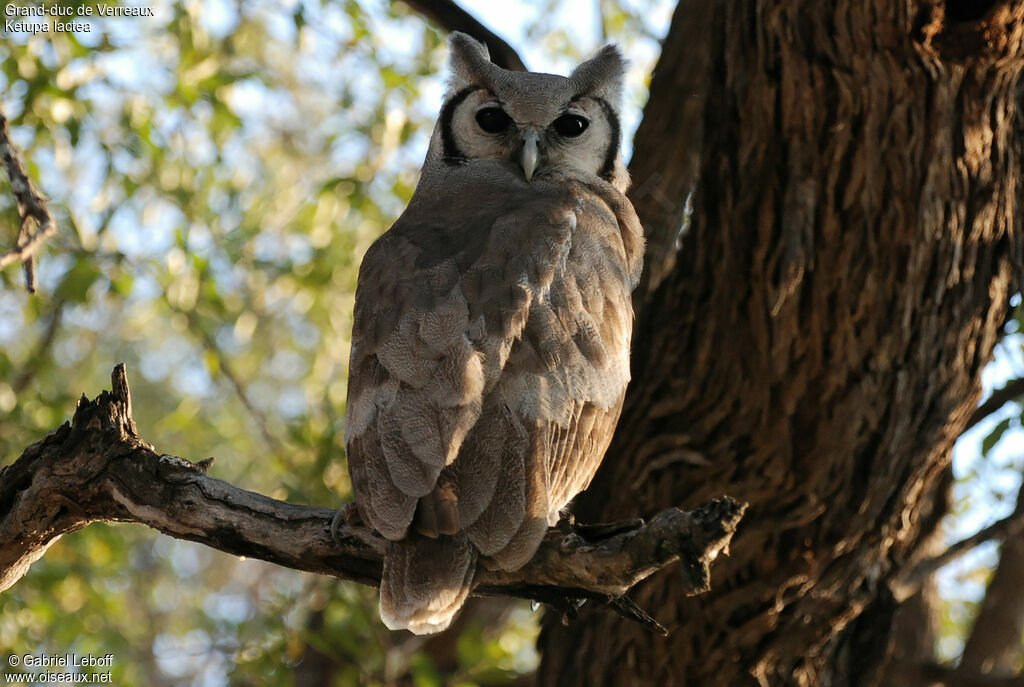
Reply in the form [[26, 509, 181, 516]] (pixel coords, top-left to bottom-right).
[[981, 416, 1013, 456], [55, 258, 103, 304]]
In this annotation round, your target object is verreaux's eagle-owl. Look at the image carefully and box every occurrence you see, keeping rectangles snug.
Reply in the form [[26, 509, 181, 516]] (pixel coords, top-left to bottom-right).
[[343, 32, 643, 634]]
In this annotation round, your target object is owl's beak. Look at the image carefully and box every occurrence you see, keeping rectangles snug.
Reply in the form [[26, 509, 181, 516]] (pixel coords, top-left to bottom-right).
[[521, 130, 540, 181]]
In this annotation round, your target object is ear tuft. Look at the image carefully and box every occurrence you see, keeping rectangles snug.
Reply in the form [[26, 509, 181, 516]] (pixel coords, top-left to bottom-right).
[[570, 44, 627, 104], [448, 32, 495, 92]]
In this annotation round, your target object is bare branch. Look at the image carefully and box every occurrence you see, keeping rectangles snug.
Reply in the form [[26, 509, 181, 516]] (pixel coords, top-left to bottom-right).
[[626, 0, 714, 303], [0, 365, 745, 622], [398, 0, 527, 71], [892, 506, 1024, 600], [965, 378, 1024, 432], [0, 109, 56, 293]]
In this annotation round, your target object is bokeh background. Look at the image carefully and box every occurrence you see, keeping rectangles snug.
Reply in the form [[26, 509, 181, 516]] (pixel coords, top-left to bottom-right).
[[0, 1, 1018, 684]]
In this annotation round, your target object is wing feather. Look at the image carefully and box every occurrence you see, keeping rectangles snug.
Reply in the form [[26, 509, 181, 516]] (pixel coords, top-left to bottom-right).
[[346, 173, 578, 540], [347, 169, 643, 564], [492, 183, 639, 530]]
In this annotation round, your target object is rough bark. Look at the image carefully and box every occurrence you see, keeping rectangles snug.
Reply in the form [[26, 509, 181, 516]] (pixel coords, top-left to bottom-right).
[[538, 1, 1024, 686], [878, 467, 947, 686], [0, 366, 745, 626]]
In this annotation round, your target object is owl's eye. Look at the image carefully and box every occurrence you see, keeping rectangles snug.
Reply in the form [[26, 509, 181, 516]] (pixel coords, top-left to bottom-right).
[[552, 114, 589, 137], [475, 107, 512, 134]]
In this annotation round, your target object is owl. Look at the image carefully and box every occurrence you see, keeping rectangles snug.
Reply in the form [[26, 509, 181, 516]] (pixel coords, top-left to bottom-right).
[[344, 32, 644, 634]]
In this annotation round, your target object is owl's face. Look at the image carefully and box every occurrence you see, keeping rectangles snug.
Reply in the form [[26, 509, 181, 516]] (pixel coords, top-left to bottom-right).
[[425, 34, 629, 193], [442, 81, 621, 186]]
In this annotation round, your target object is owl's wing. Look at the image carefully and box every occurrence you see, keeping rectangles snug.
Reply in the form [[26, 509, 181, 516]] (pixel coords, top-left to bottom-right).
[[451, 179, 644, 570], [538, 184, 642, 511], [345, 186, 578, 541]]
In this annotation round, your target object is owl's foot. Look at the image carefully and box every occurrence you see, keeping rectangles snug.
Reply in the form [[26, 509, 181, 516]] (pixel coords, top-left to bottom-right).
[[330, 502, 364, 545], [556, 510, 645, 541]]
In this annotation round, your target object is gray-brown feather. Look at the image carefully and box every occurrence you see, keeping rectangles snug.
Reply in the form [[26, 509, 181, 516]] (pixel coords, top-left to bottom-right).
[[347, 165, 640, 555], [380, 533, 476, 633], [344, 32, 643, 634]]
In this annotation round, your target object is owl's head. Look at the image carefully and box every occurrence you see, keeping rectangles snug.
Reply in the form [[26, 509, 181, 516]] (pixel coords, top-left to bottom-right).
[[425, 32, 629, 192]]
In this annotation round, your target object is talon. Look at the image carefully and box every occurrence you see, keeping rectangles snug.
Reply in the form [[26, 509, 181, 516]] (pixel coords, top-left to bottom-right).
[[330, 503, 363, 544]]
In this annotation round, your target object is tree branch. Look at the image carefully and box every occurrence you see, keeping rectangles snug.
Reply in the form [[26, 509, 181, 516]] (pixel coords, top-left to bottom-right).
[[965, 377, 1024, 432], [0, 109, 56, 293], [626, 0, 715, 303], [397, 0, 527, 71], [892, 505, 1024, 600], [0, 365, 745, 625]]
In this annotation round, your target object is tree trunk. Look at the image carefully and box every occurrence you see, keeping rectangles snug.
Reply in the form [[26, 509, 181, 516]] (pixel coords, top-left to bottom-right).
[[538, 1, 1024, 685]]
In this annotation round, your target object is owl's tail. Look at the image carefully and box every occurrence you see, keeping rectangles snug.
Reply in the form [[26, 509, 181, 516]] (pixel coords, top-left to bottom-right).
[[380, 532, 477, 635]]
